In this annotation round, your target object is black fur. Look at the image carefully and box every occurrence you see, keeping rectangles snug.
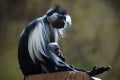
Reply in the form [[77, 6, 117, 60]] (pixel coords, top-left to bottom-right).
[[18, 20, 42, 76], [18, 6, 111, 78], [46, 5, 68, 16]]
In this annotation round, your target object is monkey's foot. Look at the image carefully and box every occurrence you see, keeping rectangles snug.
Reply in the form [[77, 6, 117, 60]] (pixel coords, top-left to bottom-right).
[[87, 66, 112, 76]]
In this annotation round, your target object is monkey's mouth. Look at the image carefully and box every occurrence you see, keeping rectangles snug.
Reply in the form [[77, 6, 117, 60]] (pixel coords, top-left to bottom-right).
[[52, 20, 65, 29]]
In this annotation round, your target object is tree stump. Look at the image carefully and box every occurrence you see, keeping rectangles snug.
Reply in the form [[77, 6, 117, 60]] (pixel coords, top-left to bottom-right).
[[25, 71, 92, 80]]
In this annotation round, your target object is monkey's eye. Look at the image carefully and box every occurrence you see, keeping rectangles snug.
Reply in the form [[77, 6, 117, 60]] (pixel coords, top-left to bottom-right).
[[50, 13, 66, 21], [48, 13, 58, 22], [54, 47, 59, 52], [52, 47, 60, 55], [58, 15, 66, 20]]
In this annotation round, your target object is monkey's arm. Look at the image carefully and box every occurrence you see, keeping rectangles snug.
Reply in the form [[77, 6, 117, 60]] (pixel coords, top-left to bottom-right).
[[46, 44, 112, 76], [47, 50, 77, 71]]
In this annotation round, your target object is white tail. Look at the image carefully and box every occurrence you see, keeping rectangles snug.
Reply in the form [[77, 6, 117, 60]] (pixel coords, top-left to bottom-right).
[[92, 77, 102, 80]]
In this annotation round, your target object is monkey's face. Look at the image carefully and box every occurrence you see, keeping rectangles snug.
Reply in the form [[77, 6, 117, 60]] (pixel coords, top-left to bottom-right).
[[46, 6, 72, 29]]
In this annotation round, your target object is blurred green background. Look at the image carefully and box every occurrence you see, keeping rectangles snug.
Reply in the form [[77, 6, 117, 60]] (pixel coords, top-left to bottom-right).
[[0, 0, 120, 80]]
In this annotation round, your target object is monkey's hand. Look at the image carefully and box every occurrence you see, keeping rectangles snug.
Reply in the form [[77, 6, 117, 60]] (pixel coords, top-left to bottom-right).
[[87, 66, 112, 76]]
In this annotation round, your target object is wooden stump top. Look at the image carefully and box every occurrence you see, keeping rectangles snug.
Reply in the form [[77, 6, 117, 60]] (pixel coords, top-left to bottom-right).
[[25, 71, 92, 80]]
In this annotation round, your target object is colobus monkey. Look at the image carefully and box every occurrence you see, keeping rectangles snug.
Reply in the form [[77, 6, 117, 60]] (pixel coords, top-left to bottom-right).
[[18, 5, 111, 79], [48, 42, 65, 61]]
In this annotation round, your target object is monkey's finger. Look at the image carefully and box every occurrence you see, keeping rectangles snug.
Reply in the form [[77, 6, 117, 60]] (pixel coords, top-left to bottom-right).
[[92, 66, 97, 71], [106, 66, 112, 71]]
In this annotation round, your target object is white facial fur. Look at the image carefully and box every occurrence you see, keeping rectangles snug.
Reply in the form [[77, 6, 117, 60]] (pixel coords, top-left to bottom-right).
[[65, 15, 72, 27]]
